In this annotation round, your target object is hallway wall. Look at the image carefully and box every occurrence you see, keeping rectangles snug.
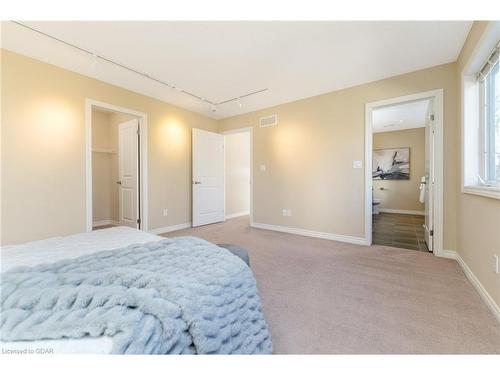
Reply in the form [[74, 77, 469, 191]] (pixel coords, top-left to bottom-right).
[[225, 131, 251, 216], [373, 128, 426, 213]]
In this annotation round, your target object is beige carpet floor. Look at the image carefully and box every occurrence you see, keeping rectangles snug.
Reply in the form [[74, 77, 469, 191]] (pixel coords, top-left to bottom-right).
[[166, 216, 500, 354]]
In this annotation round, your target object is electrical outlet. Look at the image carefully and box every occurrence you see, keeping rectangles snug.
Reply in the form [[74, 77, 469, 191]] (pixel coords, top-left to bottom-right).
[[163, 208, 168, 217], [493, 254, 499, 274], [282, 208, 287, 217], [260, 164, 267, 172], [282, 208, 292, 217]]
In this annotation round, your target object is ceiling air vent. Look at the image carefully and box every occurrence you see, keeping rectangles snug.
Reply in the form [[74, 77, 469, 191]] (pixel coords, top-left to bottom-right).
[[260, 114, 278, 128]]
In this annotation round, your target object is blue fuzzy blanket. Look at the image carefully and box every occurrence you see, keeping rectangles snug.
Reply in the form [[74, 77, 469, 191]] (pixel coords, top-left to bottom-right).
[[1, 237, 272, 354]]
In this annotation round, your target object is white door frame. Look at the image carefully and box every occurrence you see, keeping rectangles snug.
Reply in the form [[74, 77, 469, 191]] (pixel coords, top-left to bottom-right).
[[364, 89, 444, 256], [222, 127, 254, 226], [85, 98, 148, 232]]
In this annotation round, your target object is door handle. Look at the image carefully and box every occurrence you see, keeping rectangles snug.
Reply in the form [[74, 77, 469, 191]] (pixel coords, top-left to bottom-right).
[[116, 181, 122, 185], [193, 181, 201, 184]]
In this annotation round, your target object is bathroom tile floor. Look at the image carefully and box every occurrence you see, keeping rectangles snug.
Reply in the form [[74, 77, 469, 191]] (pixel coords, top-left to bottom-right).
[[372, 213, 429, 252]]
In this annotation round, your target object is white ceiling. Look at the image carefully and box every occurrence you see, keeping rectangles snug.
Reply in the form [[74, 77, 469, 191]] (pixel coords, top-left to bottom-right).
[[372, 99, 431, 133], [1, 21, 471, 119]]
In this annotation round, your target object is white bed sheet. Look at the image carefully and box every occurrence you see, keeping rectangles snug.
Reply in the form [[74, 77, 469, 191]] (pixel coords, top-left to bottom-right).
[[1, 226, 164, 354]]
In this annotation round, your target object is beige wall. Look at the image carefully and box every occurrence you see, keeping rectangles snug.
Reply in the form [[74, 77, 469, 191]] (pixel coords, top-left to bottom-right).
[[1, 49, 218, 245], [219, 63, 458, 246], [373, 128, 425, 212], [456, 22, 500, 307], [225, 131, 250, 216]]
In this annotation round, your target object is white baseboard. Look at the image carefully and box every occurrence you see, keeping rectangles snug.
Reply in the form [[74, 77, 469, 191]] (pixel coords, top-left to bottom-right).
[[225, 211, 250, 220], [251, 222, 368, 246], [440, 249, 458, 259], [378, 208, 425, 215], [149, 222, 192, 235], [443, 250, 500, 323], [92, 220, 119, 227]]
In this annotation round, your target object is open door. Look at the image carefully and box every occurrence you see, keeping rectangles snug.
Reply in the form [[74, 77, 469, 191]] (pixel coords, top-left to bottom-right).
[[192, 128, 225, 227], [424, 106, 434, 252], [118, 119, 140, 228]]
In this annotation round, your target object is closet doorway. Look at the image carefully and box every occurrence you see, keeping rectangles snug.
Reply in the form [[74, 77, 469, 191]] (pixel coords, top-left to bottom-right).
[[85, 99, 149, 232]]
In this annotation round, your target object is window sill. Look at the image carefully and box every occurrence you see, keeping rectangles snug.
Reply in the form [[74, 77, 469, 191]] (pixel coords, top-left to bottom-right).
[[463, 185, 500, 200]]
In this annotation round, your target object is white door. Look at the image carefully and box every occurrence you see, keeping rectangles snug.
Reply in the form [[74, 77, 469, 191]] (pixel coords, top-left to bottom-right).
[[192, 128, 225, 227], [118, 119, 139, 228], [424, 107, 434, 252]]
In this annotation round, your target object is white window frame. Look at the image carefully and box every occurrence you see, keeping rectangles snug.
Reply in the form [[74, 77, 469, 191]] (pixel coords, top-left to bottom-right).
[[461, 23, 500, 200], [479, 60, 499, 185]]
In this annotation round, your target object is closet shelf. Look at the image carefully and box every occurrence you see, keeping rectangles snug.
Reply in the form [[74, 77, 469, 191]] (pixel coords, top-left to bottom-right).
[[92, 148, 116, 154]]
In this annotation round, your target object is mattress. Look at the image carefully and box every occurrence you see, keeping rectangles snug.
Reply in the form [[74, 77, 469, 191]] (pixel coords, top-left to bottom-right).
[[0, 226, 164, 354]]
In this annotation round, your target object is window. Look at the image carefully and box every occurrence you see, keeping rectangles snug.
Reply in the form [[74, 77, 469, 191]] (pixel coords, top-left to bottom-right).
[[462, 34, 500, 200], [479, 43, 500, 186]]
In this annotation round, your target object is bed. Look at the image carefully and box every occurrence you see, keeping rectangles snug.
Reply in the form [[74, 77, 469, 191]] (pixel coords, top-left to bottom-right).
[[0, 227, 272, 354]]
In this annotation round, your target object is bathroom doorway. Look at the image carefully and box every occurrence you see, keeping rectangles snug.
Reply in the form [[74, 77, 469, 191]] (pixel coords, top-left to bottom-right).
[[365, 90, 444, 256]]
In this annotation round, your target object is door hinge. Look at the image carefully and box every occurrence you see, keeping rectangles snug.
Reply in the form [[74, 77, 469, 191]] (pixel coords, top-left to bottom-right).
[[430, 114, 435, 121], [430, 229, 434, 236], [137, 129, 140, 135], [137, 218, 141, 225]]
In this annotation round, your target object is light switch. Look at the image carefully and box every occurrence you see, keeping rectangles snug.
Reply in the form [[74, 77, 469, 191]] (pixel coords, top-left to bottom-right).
[[260, 164, 267, 172], [353, 160, 363, 169]]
